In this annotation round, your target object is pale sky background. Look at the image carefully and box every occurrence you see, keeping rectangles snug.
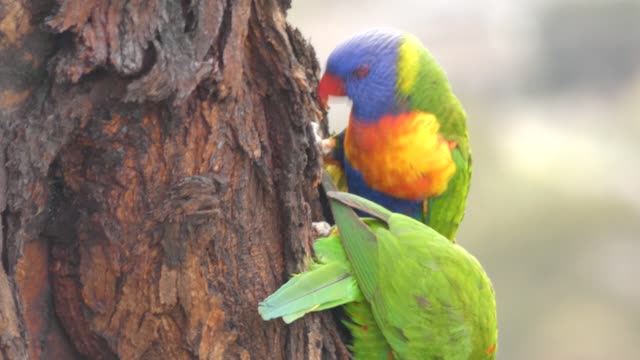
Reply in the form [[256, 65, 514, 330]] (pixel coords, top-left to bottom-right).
[[289, 0, 640, 358]]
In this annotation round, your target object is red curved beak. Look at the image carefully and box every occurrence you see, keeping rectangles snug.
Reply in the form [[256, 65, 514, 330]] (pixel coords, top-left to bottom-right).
[[317, 72, 345, 110]]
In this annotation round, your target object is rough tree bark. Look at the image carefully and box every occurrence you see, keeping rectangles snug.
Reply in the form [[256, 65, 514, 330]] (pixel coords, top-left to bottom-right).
[[0, 0, 349, 359]]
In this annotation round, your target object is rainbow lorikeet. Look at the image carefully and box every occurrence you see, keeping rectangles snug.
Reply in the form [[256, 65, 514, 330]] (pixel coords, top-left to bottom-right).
[[259, 174, 497, 359], [318, 28, 471, 241]]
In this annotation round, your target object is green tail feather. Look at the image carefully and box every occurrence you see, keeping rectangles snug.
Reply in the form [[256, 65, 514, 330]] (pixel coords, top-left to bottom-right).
[[258, 234, 363, 324], [258, 260, 361, 323], [322, 175, 379, 301], [343, 301, 392, 360]]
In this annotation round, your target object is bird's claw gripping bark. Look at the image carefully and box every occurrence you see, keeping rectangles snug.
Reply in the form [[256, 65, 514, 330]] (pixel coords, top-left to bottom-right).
[[311, 121, 323, 147], [320, 138, 336, 157], [311, 221, 333, 238], [310, 122, 336, 157]]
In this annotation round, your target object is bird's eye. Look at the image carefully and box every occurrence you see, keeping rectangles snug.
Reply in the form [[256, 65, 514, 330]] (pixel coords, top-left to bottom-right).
[[352, 64, 369, 79]]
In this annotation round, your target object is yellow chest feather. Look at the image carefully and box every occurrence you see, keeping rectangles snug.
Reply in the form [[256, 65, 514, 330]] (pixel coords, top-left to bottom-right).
[[344, 112, 456, 200]]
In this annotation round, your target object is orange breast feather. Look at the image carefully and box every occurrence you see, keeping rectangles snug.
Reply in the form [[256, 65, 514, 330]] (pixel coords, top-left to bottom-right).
[[344, 112, 455, 200]]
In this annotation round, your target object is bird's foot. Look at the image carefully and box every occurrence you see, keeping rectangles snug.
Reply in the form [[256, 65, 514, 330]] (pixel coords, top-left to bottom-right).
[[310, 121, 324, 148], [320, 138, 336, 157], [310, 122, 336, 157], [311, 221, 333, 238]]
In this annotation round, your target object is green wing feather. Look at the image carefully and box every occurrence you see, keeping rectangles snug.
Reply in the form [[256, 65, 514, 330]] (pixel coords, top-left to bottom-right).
[[427, 148, 472, 240], [258, 234, 361, 324], [399, 33, 472, 240], [325, 194, 379, 300]]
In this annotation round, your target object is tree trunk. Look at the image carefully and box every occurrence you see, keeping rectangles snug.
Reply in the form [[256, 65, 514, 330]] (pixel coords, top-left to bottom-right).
[[0, 0, 349, 358]]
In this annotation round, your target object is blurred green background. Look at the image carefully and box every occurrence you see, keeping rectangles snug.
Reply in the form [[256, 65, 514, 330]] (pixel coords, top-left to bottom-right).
[[289, 0, 640, 358]]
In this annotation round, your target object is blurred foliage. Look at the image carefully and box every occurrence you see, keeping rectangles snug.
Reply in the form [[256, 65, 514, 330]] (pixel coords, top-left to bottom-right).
[[536, 1, 640, 92]]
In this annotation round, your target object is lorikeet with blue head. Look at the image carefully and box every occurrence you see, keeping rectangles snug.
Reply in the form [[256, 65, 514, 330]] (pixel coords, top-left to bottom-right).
[[318, 28, 471, 241]]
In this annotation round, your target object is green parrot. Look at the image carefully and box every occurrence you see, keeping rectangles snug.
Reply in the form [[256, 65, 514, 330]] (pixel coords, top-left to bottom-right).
[[259, 174, 497, 359]]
